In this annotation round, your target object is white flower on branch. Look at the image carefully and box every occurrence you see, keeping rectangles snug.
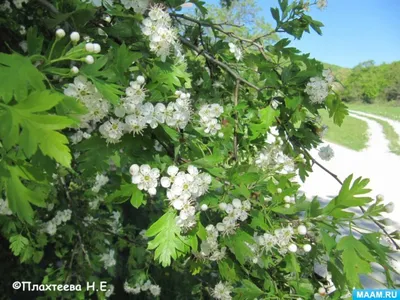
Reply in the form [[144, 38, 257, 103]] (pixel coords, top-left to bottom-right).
[[211, 281, 233, 300], [121, 0, 149, 13], [100, 249, 116, 269], [141, 4, 179, 62], [130, 164, 160, 195], [228, 42, 242, 61], [305, 76, 329, 104], [318, 145, 334, 161]]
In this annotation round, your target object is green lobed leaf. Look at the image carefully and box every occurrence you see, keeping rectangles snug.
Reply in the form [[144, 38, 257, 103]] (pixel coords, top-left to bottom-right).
[[146, 210, 189, 267], [5, 166, 46, 223], [27, 27, 44, 56], [9, 235, 29, 256], [0, 53, 45, 103], [234, 279, 264, 300], [323, 174, 372, 218], [337, 235, 376, 288]]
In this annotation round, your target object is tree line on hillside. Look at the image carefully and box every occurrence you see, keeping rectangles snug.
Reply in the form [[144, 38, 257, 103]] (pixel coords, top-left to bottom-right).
[[326, 61, 400, 104]]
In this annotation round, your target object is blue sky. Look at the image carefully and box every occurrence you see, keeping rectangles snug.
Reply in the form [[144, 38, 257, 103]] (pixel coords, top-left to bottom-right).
[[200, 0, 400, 68]]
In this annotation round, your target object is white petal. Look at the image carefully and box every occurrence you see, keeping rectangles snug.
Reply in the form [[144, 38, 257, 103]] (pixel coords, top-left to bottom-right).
[[129, 164, 140, 176], [160, 177, 171, 188]]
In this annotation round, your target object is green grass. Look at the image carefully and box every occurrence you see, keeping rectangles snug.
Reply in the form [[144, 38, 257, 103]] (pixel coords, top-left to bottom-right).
[[320, 110, 369, 151], [358, 115, 400, 156], [348, 103, 400, 121]]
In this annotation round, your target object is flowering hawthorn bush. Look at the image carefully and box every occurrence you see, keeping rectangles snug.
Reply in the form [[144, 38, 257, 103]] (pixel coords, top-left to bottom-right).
[[0, 0, 398, 299]]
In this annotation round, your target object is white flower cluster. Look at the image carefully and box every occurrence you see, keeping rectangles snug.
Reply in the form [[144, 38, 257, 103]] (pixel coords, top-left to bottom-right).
[[304, 70, 334, 104], [0, 198, 13, 215], [0, 1, 12, 12], [161, 165, 211, 230], [100, 249, 116, 269], [196, 224, 227, 261], [42, 209, 72, 236], [198, 103, 224, 135], [228, 42, 242, 61], [121, 0, 149, 13], [64, 76, 110, 128], [130, 164, 160, 196], [99, 118, 125, 144], [88, 196, 103, 210], [317, 0, 328, 10], [13, 0, 29, 9], [248, 225, 298, 264], [211, 281, 233, 300], [255, 145, 294, 175], [167, 91, 192, 129], [217, 199, 251, 235], [107, 211, 122, 234], [98, 76, 191, 143], [105, 284, 114, 298], [92, 173, 109, 193], [70, 130, 91, 144], [83, 215, 95, 227], [318, 145, 334, 161], [248, 224, 312, 265], [124, 280, 161, 297], [141, 4, 179, 62]]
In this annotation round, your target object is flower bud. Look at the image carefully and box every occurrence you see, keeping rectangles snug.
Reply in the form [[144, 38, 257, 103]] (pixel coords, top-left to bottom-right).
[[104, 15, 111, 23], [297, 225, 307, 235], [70, 31, 80, 42], [136, 75, 145, 85], [318, 287, 326, 296], [288, 244, 297, 253], [299, 153, 304, 159], [277, 188, 282, 194], [56, 28, 66, 39], [303, 244, 312, 252], [85, 55, 94, 64], [218, 132, 224, 138], [200, 204, 208, 211], [284, 204, 290, 208], [384, 202, 395, 213], [85, 43, 94, 52], [70, 66, 79, 74], [284, 196, 291, 203], [93, 43, 101, 54], [376, 194, 384, 202]]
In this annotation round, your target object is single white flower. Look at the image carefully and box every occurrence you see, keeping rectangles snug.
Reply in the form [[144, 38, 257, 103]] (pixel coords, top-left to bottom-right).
[[318, 145, 334, 161]]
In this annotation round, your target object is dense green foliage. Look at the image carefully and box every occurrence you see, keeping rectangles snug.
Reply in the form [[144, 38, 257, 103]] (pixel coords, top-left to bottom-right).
[[0, 0, 398, 299], [328, 60, 400, 104]]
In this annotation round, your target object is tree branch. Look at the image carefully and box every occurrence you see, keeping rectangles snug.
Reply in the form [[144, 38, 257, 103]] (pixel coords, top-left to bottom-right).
[[179, 36, 262, 91], [304, 150, 400, 250]]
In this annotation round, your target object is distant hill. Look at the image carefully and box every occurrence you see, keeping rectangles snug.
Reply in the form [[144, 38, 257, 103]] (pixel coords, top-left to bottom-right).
[[323, 61, 400, 103], [323, 63, 351, 83]]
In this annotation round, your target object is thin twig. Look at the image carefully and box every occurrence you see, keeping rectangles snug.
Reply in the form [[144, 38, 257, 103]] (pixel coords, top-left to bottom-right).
[[36, 0, 59, 14], [233, 79, 240, 160], [179, 36, 262, 91], [305, 150, 400, 250], [171, 13, 279, 61], [77, 232, 93, 268]]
